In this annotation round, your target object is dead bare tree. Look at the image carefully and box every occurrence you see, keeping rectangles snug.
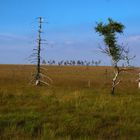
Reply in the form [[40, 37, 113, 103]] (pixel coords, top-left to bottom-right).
[[30, 17, 52, 86]]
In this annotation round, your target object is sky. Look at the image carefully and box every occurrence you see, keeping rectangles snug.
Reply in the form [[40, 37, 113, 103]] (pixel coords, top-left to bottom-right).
[[0, 0, 140, 66]]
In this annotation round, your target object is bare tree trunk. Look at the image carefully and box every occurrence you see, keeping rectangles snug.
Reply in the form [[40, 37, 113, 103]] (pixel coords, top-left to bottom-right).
[[111, 66, 120, 95], [138, 72, 140, 89], [35, 17, 42, 86], [111, 85, 115, 95]]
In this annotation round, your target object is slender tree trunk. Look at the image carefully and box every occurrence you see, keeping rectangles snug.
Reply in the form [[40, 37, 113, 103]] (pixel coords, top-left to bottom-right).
[[111, 85, 115, 95], [111, 74, 116, 95], [111, 66, 120, 95], [138, 73, 140, 89], [36, 17, 42, 85]]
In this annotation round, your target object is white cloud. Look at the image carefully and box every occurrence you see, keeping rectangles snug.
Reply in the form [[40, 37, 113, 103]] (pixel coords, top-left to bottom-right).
[[126, 35, 140, 42], [0, 33, 29, 41], [64, 40, 74, 45]]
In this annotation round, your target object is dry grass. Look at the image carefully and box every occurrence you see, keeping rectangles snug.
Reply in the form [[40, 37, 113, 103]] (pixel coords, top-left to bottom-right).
[[0, 65, 140, 140]]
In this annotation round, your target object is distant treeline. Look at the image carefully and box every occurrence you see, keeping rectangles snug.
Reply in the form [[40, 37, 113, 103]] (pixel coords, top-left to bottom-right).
[[42, 59, 101, 66]]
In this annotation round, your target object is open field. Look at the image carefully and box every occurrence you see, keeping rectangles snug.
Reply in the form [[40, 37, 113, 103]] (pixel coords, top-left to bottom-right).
[[0, 65, 140, 140]]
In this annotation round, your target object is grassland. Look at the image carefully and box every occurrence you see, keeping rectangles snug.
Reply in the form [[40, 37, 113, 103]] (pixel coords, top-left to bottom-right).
[[0, 65, 140, 140]]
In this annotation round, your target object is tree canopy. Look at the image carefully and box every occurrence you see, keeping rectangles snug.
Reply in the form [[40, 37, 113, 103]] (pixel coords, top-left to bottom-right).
[[95, 18, 125, 66]]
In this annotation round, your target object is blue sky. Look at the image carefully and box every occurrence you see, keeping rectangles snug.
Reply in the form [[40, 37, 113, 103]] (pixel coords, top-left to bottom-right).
[[0, 0, 140, 65]]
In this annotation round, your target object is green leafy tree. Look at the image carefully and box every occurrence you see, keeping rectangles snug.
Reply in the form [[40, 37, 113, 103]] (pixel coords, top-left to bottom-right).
[[95, 18, 125, 95]]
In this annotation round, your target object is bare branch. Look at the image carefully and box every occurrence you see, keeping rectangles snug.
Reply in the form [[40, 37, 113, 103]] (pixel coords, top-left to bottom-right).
[[40, 80, 50, 86], [40, 67, 48, 72], [114, 80, 121, 87], [39, 73, 53, 83]]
